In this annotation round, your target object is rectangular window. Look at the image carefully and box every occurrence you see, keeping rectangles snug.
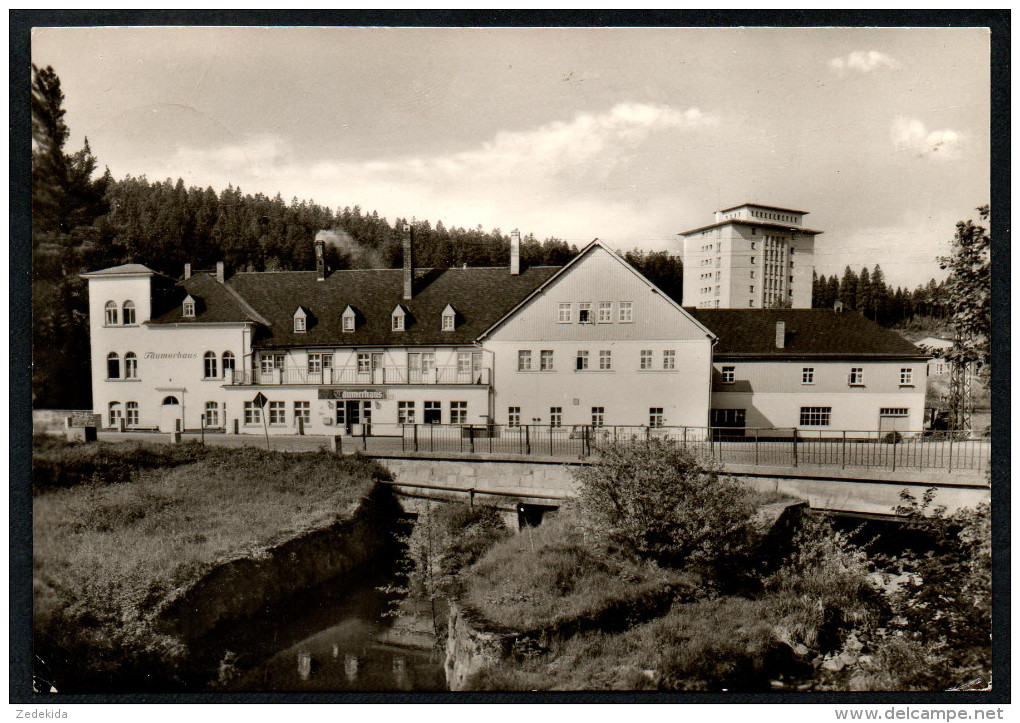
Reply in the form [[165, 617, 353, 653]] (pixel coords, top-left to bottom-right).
[[357, 353, 371, 373], [576, 350, 589, 371], [849, 367, 864, 386], [442, 313, 455, 331], [750, 270, 755, 279], [899, 368, 913, 386], [598, 350, 612, 370], [294, 316, 306, 332], [649, 408, 664, 428], [126, 402, 139, 426], [457, 351, 472, 374], [540, 350, 554, 371], [398, 401, 416, 424], [342, 313, 355, 332], [639, 349, 653, 370], [721, 366, 735, 383], [275, 354, 285, 372], [308, 354, 322, 374], [591, 407, 605, 428], [800, 407, 831, 426], [618, 301, 633, 323], [508, 406, 521, 427], [597, 301, 612, 323], [749, 300, 755, 307], [392, 314, 404, 331], [260, 356, 275, 373], [293, 401, 310, 424], [549, 407, 562, 428], [578, 302, 592, 324], [450, 402, 467, 425], [880, 408, 909, 417], [424, 401, 441, 424], [557, 302, 572, 323], [663, 349, 676, 370], [749, 285, 754, 293], [802, 367, 815, 384], [322, 354, 333, 369], [244, 401, 261, 425], [268, 401, 286, 425], [517, 350, 532, 371]]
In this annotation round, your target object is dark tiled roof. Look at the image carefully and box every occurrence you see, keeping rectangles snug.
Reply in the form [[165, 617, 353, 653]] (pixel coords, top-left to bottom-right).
[[688, 308, 928, 359], [148, 272, 262, 324], [226, 266, 560, 348]]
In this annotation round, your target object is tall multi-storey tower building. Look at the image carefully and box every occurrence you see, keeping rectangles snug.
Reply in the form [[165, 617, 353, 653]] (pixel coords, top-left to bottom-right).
[[679, 203, 822, 309]]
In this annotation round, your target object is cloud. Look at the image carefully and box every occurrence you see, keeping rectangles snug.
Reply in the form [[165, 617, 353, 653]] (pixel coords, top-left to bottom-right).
[[157, 103, 714, 240], [891, 117, 964, 161], [829, 50, 901, 75]]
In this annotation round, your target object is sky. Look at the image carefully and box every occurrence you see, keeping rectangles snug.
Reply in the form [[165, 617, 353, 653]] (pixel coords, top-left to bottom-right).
[[31, 26, 991, 288]]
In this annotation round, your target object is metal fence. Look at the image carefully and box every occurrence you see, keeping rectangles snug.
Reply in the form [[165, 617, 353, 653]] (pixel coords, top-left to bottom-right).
[[395, 424, 990, 473]]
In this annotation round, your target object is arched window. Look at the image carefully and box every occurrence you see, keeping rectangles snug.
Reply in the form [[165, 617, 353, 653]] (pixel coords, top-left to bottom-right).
[[205, 401, 220, 427], [221, 351, 235, 374], [162, 396, 180, 406], [203, 351, 217, 379], [105, 301, 118, 325], [108, 402, 122, 427], [126, 401, 139, 426], [124, 352, 138, 378], [107, 352, 120, 379], [122, 300, 136, 325]]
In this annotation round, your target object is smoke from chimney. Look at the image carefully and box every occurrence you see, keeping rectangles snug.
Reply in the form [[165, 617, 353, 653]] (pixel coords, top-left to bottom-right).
[[313, 231, 327, 280], [314, 228, 385, 270]]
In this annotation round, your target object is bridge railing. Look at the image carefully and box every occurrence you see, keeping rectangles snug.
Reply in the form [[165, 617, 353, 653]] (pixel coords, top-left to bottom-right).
[[396, 424, 990, 473]]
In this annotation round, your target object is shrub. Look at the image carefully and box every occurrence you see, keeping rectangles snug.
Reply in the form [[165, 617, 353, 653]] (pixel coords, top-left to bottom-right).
[[574, 439, 758, 568]]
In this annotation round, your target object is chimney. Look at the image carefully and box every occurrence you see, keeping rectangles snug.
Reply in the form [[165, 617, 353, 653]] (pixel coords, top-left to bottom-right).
[[510, 230, 521, 276], [184, 263, 191, 280], [314, 232, 327, 281], [715, 210, 722, 223], [402, 224, 414, 300], [834, 299, 844, 313], [215, 261, 225, 283], [775, 320, 786, 349]]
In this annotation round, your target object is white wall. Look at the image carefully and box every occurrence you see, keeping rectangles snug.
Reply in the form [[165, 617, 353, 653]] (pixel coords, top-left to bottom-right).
[[486, 245, 714, 427]]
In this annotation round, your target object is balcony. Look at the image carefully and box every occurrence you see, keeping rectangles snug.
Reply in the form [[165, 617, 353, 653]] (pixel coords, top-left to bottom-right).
[[228, 365, 491, 387]]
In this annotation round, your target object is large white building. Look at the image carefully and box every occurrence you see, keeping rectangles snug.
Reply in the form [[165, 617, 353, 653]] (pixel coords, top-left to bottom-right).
[[680, 203, 822, 309], [82, 214, 927, 437]]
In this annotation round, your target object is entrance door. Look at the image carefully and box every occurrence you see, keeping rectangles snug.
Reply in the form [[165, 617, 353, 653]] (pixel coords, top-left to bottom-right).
[[159, 395, 182, 432], [108, 402, 123, 430], [371, 353, 385, 385], [341, 400, 372, 435], [407, 353, 422, 384], [710, 408, 746, 440]]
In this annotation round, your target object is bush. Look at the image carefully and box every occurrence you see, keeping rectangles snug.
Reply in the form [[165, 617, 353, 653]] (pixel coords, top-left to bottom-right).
[[882, 431, 903, 444], [574, 439, 758, 568]]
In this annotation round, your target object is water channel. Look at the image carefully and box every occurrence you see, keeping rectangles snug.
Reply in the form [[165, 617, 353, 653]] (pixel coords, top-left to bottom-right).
[[208, 531, 447, 692]]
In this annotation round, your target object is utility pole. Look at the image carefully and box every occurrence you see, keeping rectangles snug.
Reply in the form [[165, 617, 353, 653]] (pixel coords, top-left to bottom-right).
[[946, 334, 975, 435]]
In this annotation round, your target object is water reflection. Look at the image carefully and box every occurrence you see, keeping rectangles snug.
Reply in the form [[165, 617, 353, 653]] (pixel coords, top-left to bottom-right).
[[211, 555, 446, 692]]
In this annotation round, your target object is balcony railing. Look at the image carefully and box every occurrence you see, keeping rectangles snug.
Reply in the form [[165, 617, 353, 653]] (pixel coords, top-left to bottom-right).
[[228, 366, 491, 386]]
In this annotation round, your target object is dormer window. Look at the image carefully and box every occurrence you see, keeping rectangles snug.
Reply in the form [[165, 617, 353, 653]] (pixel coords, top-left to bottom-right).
[[105, 301, 118, 325], [391, 305, 406, 332], [293, 307, 308, 333], [441, 304, 457, 332], [342, 305, 356, 333], [182, 295, 196, 318]]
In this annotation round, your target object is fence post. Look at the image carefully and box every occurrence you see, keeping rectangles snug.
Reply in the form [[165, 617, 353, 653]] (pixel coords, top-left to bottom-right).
[[361, 423, 367, 451], [841, 430, 846, 469], [413, 424, 419, 452], [200, 415, 205, 445], [792, 428, 798, 467], [549, 425, 553, 456], [468, 488, 475, 510], [948, 435, 953, 473], [430, 423, 434, 452], [583, 425, 589, 458], [891, 432, 897, 471], [682, 426, 687, 448], [754, 428, 759, 466], [525, 425, 531, 455], [469, 424, 475, 454], [645, 425, 651, 447]]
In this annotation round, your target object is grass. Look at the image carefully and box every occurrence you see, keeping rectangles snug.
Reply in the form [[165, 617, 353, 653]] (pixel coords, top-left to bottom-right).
[[32, 438, 387, 690], [459, 508, 693, 632]]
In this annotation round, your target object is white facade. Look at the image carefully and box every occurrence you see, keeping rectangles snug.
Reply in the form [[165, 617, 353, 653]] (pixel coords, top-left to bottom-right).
[[482, 245, 715, 428], [709, 360, 928, 433], [680, 203, 820, 309]]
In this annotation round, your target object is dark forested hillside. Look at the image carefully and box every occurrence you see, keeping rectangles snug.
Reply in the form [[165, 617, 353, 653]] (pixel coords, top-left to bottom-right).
[[811, 266, 952, 329]]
